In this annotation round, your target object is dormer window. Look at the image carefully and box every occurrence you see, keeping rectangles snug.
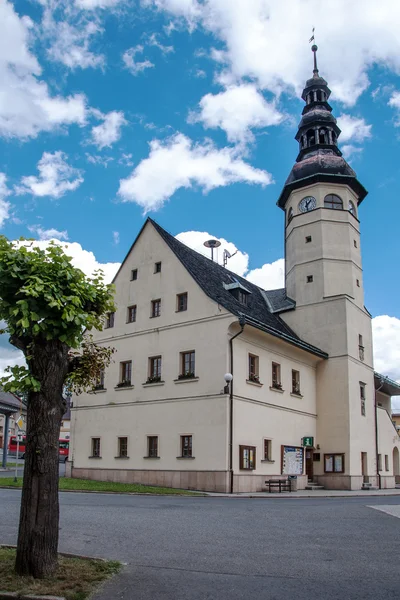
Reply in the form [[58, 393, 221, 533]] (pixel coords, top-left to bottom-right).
[[224, 280, 252, 306], [237, 290, 248, 306]]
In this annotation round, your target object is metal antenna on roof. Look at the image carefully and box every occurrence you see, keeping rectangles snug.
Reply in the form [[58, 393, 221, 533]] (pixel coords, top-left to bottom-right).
[[204, 239, 221, 262], [223, 249, 238, 267]]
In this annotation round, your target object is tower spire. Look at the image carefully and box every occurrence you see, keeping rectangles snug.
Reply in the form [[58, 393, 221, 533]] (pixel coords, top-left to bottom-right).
[[311, 44, 319, 77]]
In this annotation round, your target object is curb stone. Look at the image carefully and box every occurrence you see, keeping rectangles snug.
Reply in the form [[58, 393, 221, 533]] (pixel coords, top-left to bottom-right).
[[0, 594, 65, 600]]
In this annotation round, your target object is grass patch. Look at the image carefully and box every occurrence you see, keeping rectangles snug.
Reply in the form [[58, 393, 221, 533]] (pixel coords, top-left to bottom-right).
[[0, 477, 202, 495], [0, 547, 120, 600]]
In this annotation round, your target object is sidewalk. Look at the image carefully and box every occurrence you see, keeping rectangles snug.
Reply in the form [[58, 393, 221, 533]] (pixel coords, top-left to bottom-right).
[[206, 488, 400, 498]]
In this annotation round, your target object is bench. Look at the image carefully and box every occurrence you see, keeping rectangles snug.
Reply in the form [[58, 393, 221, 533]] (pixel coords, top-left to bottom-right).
[[265, 479, 292, 493]]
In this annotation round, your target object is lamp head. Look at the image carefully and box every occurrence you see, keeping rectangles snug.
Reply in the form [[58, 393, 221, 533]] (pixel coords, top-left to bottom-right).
[[224, 373, 233, 383]]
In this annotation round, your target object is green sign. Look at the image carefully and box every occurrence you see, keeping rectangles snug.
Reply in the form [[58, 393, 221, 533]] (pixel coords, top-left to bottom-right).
[[302, 437, 314, 447]]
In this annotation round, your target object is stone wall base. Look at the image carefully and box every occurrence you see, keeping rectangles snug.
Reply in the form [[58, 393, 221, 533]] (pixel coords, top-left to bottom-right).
[[70, 466, 230, 493], [315, 474, 397, 490], [232, 473, 308, 493]]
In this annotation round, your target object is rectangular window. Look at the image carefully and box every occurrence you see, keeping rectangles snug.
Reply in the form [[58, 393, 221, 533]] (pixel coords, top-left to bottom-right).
[[118, 437, 128, 458], [360, 383, 366, 416], [292, 369, 301, 395], [119, 361, 132, 386], [356, 279, 360, 287], [131, 269, 138, 281], [127, 305, 137, 323], [105, 312, 115, 328], [154, 261, 162, 273], [177, 292, 188, 312], [354, 240, 357, 248], [148, 356, 162, 382], [237, 290, 248, 305], [239, 445, 256, 470], [358, 334, 364, 361], [305, 236, 312, 243], [263, 439, 272, 461], [248, 354, 259, 383], [385, 455, 389, 471], [307, 275, 313, 283], [91, 437, 101, 458], [324, 453, 344, 473], [181, 435, 192, 457], [378, 454, 382, 471], [272, 362, 282, 389], [148, 436, 159, 458], [94, 369, 105, 390], [180, 351, 195, 379], [151, 299, 161, 318]]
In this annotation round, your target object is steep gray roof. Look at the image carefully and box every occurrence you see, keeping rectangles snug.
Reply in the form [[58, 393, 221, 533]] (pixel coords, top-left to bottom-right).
[[149, 219, 327, 359], [0, 390, 24, 415]]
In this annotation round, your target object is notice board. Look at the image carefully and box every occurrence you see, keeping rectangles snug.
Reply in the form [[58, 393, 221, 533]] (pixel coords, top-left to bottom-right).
[[281, 445, 304, 475]]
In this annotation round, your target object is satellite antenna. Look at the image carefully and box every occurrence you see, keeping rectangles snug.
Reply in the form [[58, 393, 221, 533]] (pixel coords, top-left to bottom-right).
[[204, 239, 221, 262], [223, 249, 237, 267]]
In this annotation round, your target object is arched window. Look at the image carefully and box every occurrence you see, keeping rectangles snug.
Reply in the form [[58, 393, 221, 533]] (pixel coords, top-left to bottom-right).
[[306, 129, 315, 146], [331, 131, 337, 144], [324, 194, 343, 210], [287, 207, 294, 224], [349, 200, 356, 217], [316, 90, 322, 102]]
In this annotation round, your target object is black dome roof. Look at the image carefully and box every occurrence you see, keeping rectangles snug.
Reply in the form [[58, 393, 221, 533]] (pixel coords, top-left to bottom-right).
[[285, 150, 356, 186]]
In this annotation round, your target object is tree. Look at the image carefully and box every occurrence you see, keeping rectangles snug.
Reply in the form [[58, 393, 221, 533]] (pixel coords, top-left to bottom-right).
[[0, 238, 115, 578]]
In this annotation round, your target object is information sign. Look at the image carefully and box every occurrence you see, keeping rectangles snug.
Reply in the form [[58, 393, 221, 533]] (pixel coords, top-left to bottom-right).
[[302, 437, 314, 447]]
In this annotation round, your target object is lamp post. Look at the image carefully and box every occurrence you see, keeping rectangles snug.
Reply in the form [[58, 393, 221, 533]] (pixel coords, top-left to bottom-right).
[[224, 372, 233, 395]]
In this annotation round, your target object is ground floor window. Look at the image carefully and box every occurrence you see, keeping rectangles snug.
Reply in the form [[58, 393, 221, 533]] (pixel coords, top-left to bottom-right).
[[118, 437, 128, 458], [181, 435, 193, 457], [148, 436, 159, 458], [324, 453, 344, 473], [91, 437, 101, 458], [239, 445, 256, 470], [263, 439, 272, 461], [385, 455, 389, 471]]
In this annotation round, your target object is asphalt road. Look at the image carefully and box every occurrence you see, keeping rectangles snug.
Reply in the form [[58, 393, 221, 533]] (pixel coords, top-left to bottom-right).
[[0, 459, 66, 478], [1, 491, 399, 600]]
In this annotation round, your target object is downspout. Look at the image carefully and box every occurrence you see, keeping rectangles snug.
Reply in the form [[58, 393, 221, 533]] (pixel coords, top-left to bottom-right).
[[228, 316, 246, 494], [374, 376, 387, 490]]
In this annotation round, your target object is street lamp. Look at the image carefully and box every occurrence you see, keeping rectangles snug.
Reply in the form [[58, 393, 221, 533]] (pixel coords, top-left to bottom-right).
[[224, 372, 233, 394]]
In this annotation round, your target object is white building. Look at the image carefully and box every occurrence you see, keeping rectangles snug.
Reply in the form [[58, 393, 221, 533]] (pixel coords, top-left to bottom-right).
[[68, 48, 400, 492]]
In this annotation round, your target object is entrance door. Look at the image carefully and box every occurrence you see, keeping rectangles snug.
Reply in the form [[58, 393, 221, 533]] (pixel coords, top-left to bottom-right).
[[305, 450, 313, 479], [361, 452, 368, 483]]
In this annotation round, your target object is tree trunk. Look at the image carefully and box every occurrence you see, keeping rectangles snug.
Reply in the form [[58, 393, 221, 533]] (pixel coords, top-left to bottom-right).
[[15, 339, 69, 578]]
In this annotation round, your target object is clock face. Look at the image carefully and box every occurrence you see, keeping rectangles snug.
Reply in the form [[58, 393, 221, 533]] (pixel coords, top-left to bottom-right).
[[299, 196, 317, 213]]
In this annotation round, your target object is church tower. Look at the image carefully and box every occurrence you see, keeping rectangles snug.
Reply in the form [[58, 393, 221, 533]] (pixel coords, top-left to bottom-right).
[[278, 46, 377, 489]]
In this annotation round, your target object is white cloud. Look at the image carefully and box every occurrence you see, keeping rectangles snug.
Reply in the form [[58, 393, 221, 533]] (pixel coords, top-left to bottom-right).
[[147, 33, 174, 54], [372, 315, 400, 409], [189, 84, 284, 143], [147, 0, 400, 105], [28, 225, 69, 241], [337, 114, 372, 143], [245, 259, 285, 290], [389, 91, 400, 126], [118, 133, 272, 212], [90, 110, 127, 149], [0, 174, 11, 229], [0, 0, 87, 139], [16, 152, 84, 199], [113, 231, 120, 245], [118, 153, 134, 167], [75, 0, 123, 8], [45, 17, 105, 70], [122, 45, 155, 76], [85, 153, 114, 167], [341, 144, 363, 160], [0, 345, 26, 380]]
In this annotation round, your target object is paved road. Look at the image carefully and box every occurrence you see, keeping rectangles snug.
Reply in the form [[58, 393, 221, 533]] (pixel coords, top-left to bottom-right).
[[1, 491, 399, 600], [0, 460, 66, 478]]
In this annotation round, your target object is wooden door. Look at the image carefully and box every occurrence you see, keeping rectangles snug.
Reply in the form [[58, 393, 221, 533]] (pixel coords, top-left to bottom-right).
[[306, 450, 313, 479]]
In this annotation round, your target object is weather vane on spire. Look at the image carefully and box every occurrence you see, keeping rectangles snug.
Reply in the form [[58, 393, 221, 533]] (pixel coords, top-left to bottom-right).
[[309, 27, 318, 76]]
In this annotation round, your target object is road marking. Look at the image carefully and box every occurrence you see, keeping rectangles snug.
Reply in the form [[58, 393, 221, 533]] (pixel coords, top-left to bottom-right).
[[368, 505, 400, 519]]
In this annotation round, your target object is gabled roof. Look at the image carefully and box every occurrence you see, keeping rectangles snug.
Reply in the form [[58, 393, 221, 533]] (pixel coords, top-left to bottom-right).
[[0, 390, 25, 415], [146, 219, 327, 359]]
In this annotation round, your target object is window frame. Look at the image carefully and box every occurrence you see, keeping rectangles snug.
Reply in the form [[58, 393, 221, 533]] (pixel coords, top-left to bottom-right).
[[385, 455, 389, 471], [127, 305, 137, 323], [179, 350, 195, 379], [291, 369, 301, 395], [117, 436, 128, 458], [91, 437, 101, 458], [305, 236, 312, 243], [307, 275, 313, 283], [248, 353, 260, 383], [180, 435, 193, 457], [287, 207, 294, 224], [324, 453, 344, 473], [147, 435, 159, 458], [94, 369, 105, 391], [177, 292, 188, 312], [131, 269, 138, 281], [239, 445, 256, 470], [271, 362, 282, 390], [154, 261, 162, 273], [263, 439, 272, 461], [151, 299, 161, 318], [348, 200, 356, 217], [105, 312, 115, 328], [324, 194, 343, 210], [148, 356, 162, 382], [119, 361, 132, 386], [360, 382, 366, 416]]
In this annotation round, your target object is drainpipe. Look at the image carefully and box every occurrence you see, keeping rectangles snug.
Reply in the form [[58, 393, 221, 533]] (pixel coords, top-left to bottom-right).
[[374, 376, 387, 490], [228, 316, 246, 494]]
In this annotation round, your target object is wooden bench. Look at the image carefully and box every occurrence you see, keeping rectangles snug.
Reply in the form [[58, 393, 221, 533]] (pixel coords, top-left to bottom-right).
[[265, 479, 292, 493]]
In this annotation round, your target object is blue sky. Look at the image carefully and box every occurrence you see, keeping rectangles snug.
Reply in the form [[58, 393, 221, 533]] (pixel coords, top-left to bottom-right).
[[1, 0, 400, 399]]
